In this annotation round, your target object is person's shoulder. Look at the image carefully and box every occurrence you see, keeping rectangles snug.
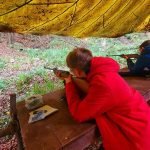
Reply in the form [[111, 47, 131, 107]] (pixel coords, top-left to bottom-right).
[[138, 54, 150, 61]]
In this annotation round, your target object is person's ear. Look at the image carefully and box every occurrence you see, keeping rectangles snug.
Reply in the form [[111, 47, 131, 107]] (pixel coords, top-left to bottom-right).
[[139, 47, 144, 53], [78, 69, 87, 78], [74, 69, 80, 76], [77, 69, 83, 76]]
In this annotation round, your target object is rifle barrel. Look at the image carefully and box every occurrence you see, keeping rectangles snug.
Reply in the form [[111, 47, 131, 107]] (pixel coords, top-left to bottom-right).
[[44, 66, 57, 71], [107, 55, 121, 56], [107, 54, 139, 58]]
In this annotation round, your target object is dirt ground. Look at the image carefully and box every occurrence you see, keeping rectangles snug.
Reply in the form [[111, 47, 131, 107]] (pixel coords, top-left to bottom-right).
[[0, 35, 49, 149]]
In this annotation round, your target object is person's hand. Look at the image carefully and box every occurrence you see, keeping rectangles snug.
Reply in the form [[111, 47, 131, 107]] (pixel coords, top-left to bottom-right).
[[55, 70, 72, 83], [64, 74, 72, 84], [54, 70, 66, 80], [121, 54, 129, 59]]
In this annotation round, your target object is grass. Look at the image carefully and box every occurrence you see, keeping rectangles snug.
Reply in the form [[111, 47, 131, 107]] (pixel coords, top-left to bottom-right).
[[0, 58, 6, 69], [27, 80, 55, 96], [26, 48, 68, 67], [15, 68, 63, 98], [0, 79, 7, 90], [16, 73, 33, 91], [1, 32, 149, 100]]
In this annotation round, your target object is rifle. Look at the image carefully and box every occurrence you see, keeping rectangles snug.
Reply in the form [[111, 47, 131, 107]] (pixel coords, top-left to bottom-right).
[[44, 66, 89, 93], [107, 54, 139, 58]]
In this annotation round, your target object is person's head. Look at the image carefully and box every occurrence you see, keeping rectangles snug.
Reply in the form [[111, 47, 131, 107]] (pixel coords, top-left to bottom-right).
[[139, 40, 150, 54], [66, 48, 93, 78]]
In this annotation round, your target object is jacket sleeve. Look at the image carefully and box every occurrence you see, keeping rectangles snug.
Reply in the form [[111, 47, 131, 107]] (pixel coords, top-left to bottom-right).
[[127, 58, 134, 70], [65, 77, 115, 122], [127, 56, 145, 74]]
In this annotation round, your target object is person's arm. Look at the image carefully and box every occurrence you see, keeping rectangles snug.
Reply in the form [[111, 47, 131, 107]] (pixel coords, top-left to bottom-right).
[[121, 55, 136, 70], [121, 55, 144, 74], [127, 58, 135, 70], [65, 76, 115, 122], [127, 56, 145, 74]]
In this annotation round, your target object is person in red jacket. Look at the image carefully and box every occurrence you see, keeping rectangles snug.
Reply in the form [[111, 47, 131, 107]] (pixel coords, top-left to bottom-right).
[[57, 48, 150, 150]]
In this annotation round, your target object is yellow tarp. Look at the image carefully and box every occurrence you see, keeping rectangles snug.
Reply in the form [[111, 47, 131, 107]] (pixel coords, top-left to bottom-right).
[[0, 0, 149, 37]]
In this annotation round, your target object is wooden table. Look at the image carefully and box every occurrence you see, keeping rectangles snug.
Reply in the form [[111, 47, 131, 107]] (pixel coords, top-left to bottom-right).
[[16, 76, 150, 150], [125, 76, 150, 92], [120, 68, 150, 101], [17, 89, 99, 150]]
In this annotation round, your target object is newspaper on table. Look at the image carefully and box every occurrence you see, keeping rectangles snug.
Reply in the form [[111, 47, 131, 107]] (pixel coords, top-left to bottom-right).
[[28, 105, 58, 123]]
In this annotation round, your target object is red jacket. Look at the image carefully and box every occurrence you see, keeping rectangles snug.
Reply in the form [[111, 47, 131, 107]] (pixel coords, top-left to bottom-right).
[[65, 57, 150, 150]]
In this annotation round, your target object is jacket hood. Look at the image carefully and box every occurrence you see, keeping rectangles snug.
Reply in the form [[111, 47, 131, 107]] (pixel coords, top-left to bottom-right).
[[87, 57, 120, 80]]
